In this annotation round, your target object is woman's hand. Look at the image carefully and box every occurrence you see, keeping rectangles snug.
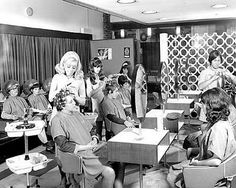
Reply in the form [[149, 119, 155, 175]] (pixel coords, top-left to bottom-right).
[[87, 140, 97, 150], [75, 96, 86, 106], [211, 73, 220, 82], [124, 120, 135, 128], [190, 157, 199, 166], [98, 80, 106, 89], [12, 115, 19, 120], [223, 69, 233, 80]]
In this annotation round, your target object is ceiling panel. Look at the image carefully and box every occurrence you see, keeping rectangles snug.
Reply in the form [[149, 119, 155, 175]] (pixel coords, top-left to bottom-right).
[[63, 0, 236, 24]]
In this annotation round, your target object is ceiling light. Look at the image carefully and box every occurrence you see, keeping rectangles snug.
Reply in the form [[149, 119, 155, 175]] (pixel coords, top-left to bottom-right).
[[176, 26, 181, 35], [120, 29, 125, 38], [211, 4, 228, 9], [141, 10, 158, 14], [117, 0, 136, 4], [159, 17, 168, 20], [147, 28, 152, 37]]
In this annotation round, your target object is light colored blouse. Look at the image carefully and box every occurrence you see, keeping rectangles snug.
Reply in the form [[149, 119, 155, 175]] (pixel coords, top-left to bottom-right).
[[203, 120, 236, 161], [49, 74, 85, 102]]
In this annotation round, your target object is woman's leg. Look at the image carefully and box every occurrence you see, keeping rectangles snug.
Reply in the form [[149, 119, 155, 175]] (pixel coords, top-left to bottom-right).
[[112, 162, 126, 188], [186, 147, 200, 160], [37, 128, 48, 144], [96, 121, 103, 141], [57, 164, 67, 188], [101, 166, 115, 188]]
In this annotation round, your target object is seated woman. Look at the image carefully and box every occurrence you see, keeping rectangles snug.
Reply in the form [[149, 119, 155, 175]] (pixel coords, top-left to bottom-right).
[[27, 79, 54, 152], [117, 75, 132, 116], [50, 89, 115, 188], [1, 80, 49, 150], [27, 79, 52, 119], [119, 61, 132, 83], [100, 81, 134, 137], [184, 88, 236, 157], [170, 87, 236, 188], [100, 81, 135, 188]]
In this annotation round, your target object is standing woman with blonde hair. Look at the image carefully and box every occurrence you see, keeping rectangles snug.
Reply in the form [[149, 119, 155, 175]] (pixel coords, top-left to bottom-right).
[[49, 51, 86, 187], [49, 51, 86, 107]]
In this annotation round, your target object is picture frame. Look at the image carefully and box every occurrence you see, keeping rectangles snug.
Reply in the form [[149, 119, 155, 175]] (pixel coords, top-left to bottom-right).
[[98, 48, 112, 60], [124, 47, 130, 58]]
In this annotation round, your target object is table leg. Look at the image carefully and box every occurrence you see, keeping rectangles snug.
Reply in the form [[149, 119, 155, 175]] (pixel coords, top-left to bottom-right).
[[26, 173, 30, 188], [139, 164, 143, 188], [24, 133, 30, 187]]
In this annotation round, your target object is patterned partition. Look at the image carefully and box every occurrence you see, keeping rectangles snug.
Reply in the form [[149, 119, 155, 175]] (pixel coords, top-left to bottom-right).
[[161, 32, 236, 97]]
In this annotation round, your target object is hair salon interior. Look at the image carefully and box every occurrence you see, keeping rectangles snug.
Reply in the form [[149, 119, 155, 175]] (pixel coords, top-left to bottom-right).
[[0, 0, 236, 187]]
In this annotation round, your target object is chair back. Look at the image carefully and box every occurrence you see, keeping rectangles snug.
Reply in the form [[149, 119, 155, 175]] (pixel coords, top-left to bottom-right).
[[223, 152, 236, 177], [57, 149, 83, 174], [183, 152, 236, 188]]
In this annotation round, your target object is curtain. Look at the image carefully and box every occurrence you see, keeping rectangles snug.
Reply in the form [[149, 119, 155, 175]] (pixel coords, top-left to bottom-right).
[[0, 34, 90, 89]]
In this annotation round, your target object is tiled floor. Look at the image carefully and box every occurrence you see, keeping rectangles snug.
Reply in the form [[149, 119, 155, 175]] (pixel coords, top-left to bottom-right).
[[0, 122, 198, 188]]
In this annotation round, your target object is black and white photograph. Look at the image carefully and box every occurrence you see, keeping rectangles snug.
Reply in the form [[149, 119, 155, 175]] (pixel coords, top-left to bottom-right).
[[0, 0, 236, 188]]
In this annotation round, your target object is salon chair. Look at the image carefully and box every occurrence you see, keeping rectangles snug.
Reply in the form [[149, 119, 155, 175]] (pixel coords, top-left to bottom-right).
[[183, 153, 236, 188], [56, 148, 85, 188]]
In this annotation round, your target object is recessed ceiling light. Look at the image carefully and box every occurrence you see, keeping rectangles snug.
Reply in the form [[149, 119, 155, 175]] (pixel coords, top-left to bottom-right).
[[117, 0, 136, 4], [141, 10, 158, 14], [159, 17, 168, 20], [211, 4, 228, 9]]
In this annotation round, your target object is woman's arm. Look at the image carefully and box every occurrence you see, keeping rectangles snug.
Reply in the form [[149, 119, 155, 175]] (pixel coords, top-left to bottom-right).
[[86, 78, 93, 97], [1, 100, 18, 120], [74, 80, 86, 105], [224, 70, 236, 84], [48, 75, 59, 102], [1, 111, 18, 120], [198, 73, 219, 90], [107, 114, 134, 128], [190, 153, 221, 167], [55, 135, 96, 154], [89, 80, 106, 97]]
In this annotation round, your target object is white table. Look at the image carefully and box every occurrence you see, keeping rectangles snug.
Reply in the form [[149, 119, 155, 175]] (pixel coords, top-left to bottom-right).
[[144, 109, 184, 131], [179, 90, 202, 102], [108, 128, 170, 188], [166, 98, 194, 116]]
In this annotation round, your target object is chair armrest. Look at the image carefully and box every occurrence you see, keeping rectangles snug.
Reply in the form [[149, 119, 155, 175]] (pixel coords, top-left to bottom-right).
[[183, 165, 224, 188]]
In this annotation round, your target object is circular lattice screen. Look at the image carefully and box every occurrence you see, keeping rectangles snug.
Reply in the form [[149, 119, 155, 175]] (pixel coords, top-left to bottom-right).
[[161, 32, 236, 97]]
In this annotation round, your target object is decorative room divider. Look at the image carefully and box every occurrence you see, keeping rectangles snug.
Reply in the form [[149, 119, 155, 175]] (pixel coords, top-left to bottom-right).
[[161, 32, 236, 97]]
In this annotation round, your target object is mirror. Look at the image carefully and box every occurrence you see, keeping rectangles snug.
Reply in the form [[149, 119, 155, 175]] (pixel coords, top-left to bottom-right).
[[131, 64, 147, 122]]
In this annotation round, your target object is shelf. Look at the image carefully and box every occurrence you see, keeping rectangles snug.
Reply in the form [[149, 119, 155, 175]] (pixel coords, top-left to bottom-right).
[[6, 152, 48, 175], [5, 120, 45, 137]]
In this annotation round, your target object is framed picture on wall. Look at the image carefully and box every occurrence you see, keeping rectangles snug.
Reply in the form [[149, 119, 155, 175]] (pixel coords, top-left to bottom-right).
[[98, 48, 112, 60], [124, 47, 130, 58]]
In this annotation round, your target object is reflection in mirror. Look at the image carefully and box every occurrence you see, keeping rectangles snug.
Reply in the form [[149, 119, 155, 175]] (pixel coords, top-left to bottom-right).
[[131, 64, 147, 123]]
